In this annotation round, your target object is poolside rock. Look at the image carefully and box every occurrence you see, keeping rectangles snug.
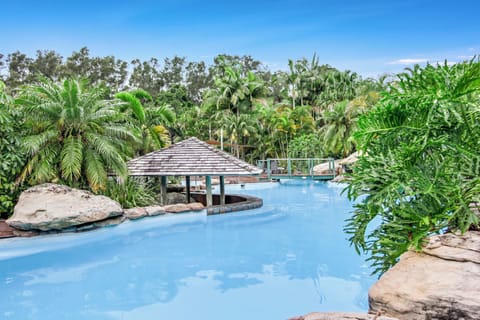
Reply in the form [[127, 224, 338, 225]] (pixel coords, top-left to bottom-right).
[[313, 160, 341, 175], [0, 220, 15, 238], [289, 312, 397, 320], [369, 231, 480, 320], [7, 183, 123, 231], [144, 205, 166, 216], [124, 207, 148, 220], [331, 175, 347, 183], [93, 216, 125, 228], [166, 192, 193, 204], [164, 203, 190, 213], [12, 229, 41, 237], [187, 202, 204, 211]]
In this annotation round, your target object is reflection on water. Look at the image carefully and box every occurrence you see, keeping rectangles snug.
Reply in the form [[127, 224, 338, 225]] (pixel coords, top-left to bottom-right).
[[0, 181, 374, 320]]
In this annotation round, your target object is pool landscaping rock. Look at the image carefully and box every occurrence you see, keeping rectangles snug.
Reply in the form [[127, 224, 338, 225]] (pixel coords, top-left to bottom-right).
[[144, 205, 166, 216], [3, 183, 262, 237], [6, 184, 205, 233], [187, 202, 205, 211], [163, 202, 204, 213], [0, 220, 15, 238], [288, 312, 398, 320], [313, 159, 341, 175], [123, 207, 148, 220], [7, 183, 123, 231], [368, 231, 480, 320]]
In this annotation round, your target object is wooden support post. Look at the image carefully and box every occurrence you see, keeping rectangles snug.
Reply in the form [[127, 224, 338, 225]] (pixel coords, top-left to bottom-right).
[[161, 176, 168, 205], [185, 176, 191, 203], [220, 176, 225, 206], [206, 175, 212, 208]]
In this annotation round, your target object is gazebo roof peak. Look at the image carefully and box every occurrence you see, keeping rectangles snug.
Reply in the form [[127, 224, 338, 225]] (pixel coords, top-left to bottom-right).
[[127, 137, 262, 176]]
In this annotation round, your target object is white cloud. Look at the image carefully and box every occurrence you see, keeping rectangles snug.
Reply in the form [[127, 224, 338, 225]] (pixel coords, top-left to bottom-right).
[[388, 58, 430, 65], [457, 55, 475, 59]]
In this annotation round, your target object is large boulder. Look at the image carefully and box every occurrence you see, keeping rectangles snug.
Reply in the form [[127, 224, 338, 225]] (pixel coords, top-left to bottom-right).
[[7, 183, 123, 231], [313, 160, 341, 175], [369, 231, 480, 320]]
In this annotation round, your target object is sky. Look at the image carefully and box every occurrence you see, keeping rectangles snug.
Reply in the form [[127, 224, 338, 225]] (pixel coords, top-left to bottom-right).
[[1, 0, 479, 77]]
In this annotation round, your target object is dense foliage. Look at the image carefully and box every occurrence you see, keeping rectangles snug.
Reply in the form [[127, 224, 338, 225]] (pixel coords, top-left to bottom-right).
[[0, 82, 25, 218], [345, 60, 480, 275], [103, 177, 157, 209]]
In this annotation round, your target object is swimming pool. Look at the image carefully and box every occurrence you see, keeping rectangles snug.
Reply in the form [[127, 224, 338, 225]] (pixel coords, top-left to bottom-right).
[[0, 181, 374, 319]]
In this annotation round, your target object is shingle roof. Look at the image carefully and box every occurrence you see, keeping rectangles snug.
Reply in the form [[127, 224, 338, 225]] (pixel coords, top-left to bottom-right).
[[127, 137, 263, 176]]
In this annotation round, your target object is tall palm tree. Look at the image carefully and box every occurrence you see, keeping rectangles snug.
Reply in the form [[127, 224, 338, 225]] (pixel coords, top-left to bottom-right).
[[202, 64, 266, 156], [320, 100, 360, 157], [17, 79, 138, 192]]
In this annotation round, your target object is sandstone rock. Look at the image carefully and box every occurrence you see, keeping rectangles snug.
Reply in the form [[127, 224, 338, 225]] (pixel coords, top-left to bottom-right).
[[331, 175, 347, 183], [144, 205, 166, 216], [93, 216, 125, 228], [187, 202, 204, 211], [0, 220, 15, 238], [164, 203, 190, 213], [313, 160, 342, 175], [12, 229, 41, 237], [369, 231, 480, 320], [75, 223, 97, 232], [124, 207, 148, 220], [289, 312, 397, 320], [7, 183, 123, 231]]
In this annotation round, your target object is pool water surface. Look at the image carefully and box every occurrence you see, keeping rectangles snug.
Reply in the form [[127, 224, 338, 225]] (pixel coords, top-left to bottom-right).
[[0, 181, 374, 319]]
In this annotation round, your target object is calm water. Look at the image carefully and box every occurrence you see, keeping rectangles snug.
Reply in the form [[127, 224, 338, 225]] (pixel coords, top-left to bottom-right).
[[0, 181, 374, 320]]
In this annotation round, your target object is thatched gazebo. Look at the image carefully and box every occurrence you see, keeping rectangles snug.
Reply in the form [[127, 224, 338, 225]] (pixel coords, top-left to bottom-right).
[[127, 137, 262, 208]]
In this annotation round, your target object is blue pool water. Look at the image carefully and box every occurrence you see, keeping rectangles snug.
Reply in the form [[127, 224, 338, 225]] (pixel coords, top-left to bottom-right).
[[0, 181, 374, 319]]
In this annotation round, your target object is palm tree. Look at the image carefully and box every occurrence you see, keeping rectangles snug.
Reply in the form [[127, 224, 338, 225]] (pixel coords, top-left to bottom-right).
[[202, 63, 266, 157], [116, 89, 175, 154], [17, 79, 138, 192], [320, 100, 360, 157]]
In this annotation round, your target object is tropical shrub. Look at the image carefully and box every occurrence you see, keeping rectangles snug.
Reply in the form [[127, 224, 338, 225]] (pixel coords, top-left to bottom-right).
[[288, 133, 324, 158], [103, 177, 157, 209], [345, 60, 480, 275], [0, 82, 25, 217]]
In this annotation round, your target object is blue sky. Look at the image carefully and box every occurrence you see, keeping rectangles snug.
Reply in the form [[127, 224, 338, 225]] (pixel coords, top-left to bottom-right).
[[1, 0, 479, 77]]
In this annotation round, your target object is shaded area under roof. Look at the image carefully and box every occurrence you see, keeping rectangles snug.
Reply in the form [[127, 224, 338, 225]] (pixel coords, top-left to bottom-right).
[[127, 137, 262, 176]]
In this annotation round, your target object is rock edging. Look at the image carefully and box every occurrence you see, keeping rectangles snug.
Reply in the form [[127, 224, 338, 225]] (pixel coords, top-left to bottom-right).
[[5, 184, 209, 236]]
